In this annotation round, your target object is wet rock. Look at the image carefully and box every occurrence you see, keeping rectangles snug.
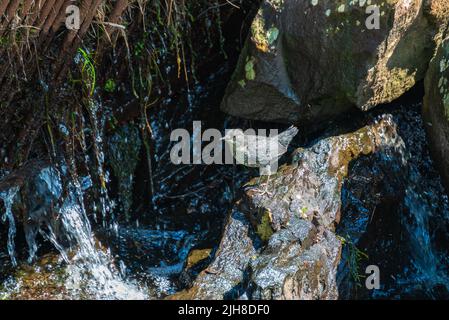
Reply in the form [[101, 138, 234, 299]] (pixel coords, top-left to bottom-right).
[[249, 217, 340, 300], [168, 208, 260, 300], [177, 248, 213, 290], [424, 32, 449, 189], [172, 115, 402, 300], [0, 253, 68, 300], [186, 249, 212, 270], [0, 161, 66, 263], [222, 0, 446, 123], [0, 244, 145, 300]]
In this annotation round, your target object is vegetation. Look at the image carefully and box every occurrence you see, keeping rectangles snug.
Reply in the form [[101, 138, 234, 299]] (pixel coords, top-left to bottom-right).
[[338, 235, 369, 287], [0, 0, 247, 221]]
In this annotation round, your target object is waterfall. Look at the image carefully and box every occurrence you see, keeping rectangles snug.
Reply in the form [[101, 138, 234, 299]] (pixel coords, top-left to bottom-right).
[[41, 167, 147, 299], [0, 187, 19, 267], [403, 166, 449, 294], [1, 166, 147, 299], [398, 109, 449, 294], [60, 187, 147, 299], [338, 106, 449, 298]]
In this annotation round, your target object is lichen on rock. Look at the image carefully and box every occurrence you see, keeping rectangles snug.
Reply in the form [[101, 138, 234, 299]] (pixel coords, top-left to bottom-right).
[[221, 0, 446, 124]]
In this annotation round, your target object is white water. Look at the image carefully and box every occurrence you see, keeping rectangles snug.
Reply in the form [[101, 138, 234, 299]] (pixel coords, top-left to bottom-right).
[[0, 187, 19, 267], [1, 166, 147, 300], [61, 193, 147, 299], [48, 167, 147, 299]]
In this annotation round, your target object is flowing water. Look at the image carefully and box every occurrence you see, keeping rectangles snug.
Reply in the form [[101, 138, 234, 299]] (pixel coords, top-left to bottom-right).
[[2, 82, 449, 300], [0, 187, 19, 267], [0, 165, 147, 299], [2, 2, 449, 299], [337, 103, 449, 299], [0, 34, 255, 300]]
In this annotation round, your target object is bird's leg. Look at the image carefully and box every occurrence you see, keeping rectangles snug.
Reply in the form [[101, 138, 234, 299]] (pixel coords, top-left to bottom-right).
[[263, 174, 271, 194], [254, 165, 273, 196], [253, 174, 273, 196]]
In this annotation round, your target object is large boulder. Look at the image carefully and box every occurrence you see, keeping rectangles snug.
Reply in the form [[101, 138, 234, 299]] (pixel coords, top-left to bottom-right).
[[422, 0, 449, 187], [222, 0, 443, 124], [170, 114, 403, 300], [424, 30, 449, 189]]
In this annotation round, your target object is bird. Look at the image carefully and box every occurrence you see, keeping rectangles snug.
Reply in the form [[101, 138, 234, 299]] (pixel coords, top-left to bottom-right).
[[222, 126, 299, 194]]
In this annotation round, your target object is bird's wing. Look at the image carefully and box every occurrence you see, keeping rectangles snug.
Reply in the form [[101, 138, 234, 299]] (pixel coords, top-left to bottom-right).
[[277, 126, 299, 148], [250, 135, 286, 166]]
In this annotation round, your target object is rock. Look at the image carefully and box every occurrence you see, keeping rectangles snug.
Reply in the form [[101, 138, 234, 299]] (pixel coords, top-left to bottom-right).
[[424, 31, 449, 189], [186, 249, 213, 270], [168, 208, 261, 300], [221, 0, 445, 123], [0, 253, 68, 300], [177, 248, 213, 289], [0, 162, 80, 264], [248, 217, 340, 300], [0, 160, 50, 195], [171, 115, 403, 300]]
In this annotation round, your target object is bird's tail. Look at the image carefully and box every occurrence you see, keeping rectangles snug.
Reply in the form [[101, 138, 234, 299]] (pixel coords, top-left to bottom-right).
[[277, 126, 299, 147]]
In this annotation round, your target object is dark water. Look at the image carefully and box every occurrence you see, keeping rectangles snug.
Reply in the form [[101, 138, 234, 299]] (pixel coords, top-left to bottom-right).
[[2, 3, 449, 299], [0, 2, 262, 299], [337, 102, 449, 299], [97, 79, 449, 298], [2, 66, 449, 300], [99, 74, 258, 296]]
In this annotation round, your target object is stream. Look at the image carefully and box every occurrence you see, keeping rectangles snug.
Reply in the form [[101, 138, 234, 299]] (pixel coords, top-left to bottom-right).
[[1, 3, 449, 300], [337, 99, 449, 299]]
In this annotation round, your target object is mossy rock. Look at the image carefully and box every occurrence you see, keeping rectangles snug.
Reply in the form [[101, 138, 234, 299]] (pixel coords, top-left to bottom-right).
[[186, 249, 212, 269], [424, 34, 449, 190], [221, 0, 444, 124], [1, 254, 68, 300]]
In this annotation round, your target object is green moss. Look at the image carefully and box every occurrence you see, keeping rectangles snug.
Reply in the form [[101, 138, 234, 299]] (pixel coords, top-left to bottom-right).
[[382, 67, 417, 101], [104, 79, 117, 93], [300, 207, 308, 219], [268, 0, 285, 12], [245, 57, 256, 81], [186, 249, 212, 269], [256, 209, 275, 242]]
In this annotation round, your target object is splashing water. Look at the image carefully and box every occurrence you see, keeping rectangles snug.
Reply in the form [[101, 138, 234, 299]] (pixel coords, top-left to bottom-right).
[[0, 187, 19, 267], [1, 165, 147, 299], [60, 192, 147, 299], [51, 169, 148, 299], [391, 108, 449, 296], [338, 105, 449, 299]]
